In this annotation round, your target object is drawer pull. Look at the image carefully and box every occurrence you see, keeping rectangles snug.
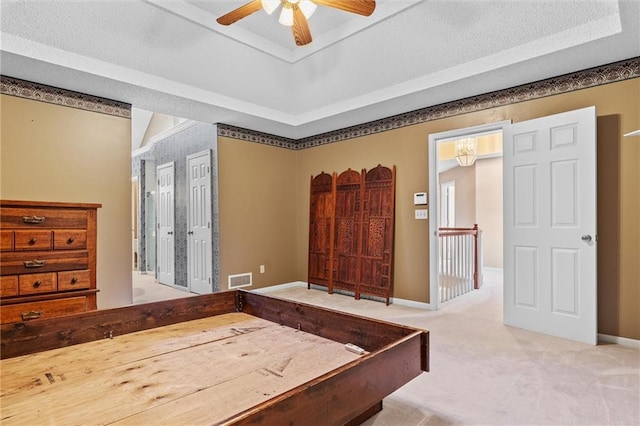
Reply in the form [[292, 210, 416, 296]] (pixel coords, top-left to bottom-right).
[[67, 237, 75, 244], [21, 311, 43, 321], [33, 280, 42, 288], [71, 277, 78, 284], [24, 260, 46, 268], [29, 238, 37, 245], [22, 216, 45, 224]]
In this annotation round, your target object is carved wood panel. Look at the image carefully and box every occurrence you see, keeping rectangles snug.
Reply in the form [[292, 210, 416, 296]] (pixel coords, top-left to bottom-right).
[[307, 172, 334, 288], [307, 166, 395, 304], [331, 169, 363, 294], [358, 165, 396, 304]]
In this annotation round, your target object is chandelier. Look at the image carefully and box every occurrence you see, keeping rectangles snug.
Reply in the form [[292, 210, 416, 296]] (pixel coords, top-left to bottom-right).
[[454, 137, 478, 167]]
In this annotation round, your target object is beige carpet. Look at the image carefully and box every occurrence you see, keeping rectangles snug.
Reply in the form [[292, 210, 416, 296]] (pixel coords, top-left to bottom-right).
[[261, 270, 640, 426], [131, 270, 639, 424], [132, 272, 194, 304]]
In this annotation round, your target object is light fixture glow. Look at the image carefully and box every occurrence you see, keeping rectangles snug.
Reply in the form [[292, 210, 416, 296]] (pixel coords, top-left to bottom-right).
[[454, 137, 478, 167], [299, 0, 317, 18], [261, 0, 280, 15], [279, 3, 294, 26]]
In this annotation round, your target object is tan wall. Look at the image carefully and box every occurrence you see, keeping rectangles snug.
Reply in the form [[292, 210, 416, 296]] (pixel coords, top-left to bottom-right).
[[475, 157, 503, 269], [217, 137, 299, 290], [0, 95, 133, 309], [293, 78, 639, 340], [439, 165, 477, 228], [2, 77, 637, 340]]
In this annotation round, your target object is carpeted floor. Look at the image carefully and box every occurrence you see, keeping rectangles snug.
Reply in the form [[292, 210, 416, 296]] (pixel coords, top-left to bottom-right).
[[132, 272, 194, 304], [132, 270, 639, 425], [259, 270, 640, 426]]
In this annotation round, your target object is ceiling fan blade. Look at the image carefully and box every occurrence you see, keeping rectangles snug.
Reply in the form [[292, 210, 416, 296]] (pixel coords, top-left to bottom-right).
[[292, 6, 313, 46], [312, 0, 376, 16], [216, 0, 263, 25]]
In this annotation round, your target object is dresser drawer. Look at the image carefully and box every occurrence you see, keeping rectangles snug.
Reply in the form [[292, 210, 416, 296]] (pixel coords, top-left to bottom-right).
[[58, 270, 90, 291], [1, 230, 13, 252], [53, 230, 87, 250], [18, 272, 57, 295], [0, 275, 18, 297], [14, 230, 52, 251], [0, 296, 87, 324], [0, 251, 88, 276], [1, 207, 88, 229]]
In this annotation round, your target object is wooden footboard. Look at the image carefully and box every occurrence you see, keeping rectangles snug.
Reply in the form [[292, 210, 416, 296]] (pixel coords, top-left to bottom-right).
[[1, 289, 428, 425]]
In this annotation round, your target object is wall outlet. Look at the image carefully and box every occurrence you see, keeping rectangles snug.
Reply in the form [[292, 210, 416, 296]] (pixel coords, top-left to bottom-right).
[[260, 265, 265, 274]]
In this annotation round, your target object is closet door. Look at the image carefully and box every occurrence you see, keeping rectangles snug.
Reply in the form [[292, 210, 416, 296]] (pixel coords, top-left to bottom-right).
[[358, 165, 396, 305], [307, 172, 334, 289], [331, 169, 363, 294]]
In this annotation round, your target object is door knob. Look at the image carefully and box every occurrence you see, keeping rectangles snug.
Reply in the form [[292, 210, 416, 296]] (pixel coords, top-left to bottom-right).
[[168, 231, 173, 235], [187, 231, 194, 235], [581, 234, 592, 242]]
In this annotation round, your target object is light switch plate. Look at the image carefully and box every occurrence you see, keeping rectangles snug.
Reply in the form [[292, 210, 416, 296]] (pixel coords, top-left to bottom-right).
[[415, 209, 428, 220]]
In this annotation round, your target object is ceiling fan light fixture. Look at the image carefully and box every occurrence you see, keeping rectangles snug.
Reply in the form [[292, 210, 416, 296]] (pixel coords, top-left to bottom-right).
[[279, 3, 294, 26], [299, 0, 317, 18], [261, 0, 280, 15]]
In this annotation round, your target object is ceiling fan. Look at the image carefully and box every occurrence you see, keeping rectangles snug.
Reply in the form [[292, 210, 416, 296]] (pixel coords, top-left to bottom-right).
[[216, 0, 376, 46]]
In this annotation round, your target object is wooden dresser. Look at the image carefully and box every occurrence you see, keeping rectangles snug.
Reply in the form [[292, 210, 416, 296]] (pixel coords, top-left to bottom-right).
[[0, 200, 100, 324]]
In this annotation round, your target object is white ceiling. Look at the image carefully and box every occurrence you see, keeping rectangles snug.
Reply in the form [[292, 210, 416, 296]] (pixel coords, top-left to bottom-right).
[[1, 0, 639, 140]]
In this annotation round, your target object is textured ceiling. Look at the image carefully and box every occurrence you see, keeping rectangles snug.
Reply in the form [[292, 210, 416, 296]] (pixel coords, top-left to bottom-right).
[[1, 0, 639, 139]]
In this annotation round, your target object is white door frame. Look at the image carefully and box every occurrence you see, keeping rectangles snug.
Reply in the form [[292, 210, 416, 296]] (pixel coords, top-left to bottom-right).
[[428, 121, 511, 311]]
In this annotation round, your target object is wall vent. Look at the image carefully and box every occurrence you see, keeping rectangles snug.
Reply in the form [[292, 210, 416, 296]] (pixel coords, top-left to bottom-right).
[[228, 273, 252, 289]]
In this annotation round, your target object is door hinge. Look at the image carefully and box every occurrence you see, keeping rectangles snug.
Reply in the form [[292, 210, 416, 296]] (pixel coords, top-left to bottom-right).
[[209, 277, 211, 284]]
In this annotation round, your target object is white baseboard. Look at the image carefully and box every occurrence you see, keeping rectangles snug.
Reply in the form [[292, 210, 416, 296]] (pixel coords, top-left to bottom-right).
[[389, 297, 432, 310], [598, 333, 640, 349], [251, 281, 433, 309], [251, 281, 306, 293]]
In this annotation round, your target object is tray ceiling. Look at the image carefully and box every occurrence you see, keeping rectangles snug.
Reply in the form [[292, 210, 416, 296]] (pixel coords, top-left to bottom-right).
[[1, 0, 639, 139]]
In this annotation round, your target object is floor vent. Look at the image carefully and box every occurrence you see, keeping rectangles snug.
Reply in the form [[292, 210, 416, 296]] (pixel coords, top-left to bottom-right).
[[228, 273, 252, 289]]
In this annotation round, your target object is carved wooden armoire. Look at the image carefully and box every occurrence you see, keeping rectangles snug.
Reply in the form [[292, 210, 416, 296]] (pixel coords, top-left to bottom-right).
[[307, 165, 396, 305]]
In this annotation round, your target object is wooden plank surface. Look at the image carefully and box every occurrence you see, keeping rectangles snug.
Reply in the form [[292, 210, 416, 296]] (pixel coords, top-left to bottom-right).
[[1, 291, 237, 359], [1, 312, 362, 425]]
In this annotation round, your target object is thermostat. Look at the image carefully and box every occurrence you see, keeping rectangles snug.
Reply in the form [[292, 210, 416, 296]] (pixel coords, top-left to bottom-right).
[[413, 192, 428, 205]]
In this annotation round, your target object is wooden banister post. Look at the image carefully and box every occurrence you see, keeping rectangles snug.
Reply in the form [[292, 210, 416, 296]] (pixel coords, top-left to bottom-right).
[[473, 224, 479, 290]]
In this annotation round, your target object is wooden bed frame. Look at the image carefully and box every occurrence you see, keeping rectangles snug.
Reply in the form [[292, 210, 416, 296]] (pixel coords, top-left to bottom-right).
[[1, 290, 429, 425]]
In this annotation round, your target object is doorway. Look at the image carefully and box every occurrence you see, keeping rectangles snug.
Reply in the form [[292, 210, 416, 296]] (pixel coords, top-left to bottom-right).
[[428, 107, 598, 345], [429, 121, 509, 311]]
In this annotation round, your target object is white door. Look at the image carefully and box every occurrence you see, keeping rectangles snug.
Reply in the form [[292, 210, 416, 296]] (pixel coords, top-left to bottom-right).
[[187, 151, 213, 294], [157, 162, 175, 286], [503, 106, 597, 345]]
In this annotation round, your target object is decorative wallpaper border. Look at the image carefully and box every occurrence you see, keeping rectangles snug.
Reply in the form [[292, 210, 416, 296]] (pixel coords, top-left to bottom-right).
[[3, 57, 637, 139], [0, 75, 131, 118], [219, 57, 640, 150], [217, 124, 299, 150]]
